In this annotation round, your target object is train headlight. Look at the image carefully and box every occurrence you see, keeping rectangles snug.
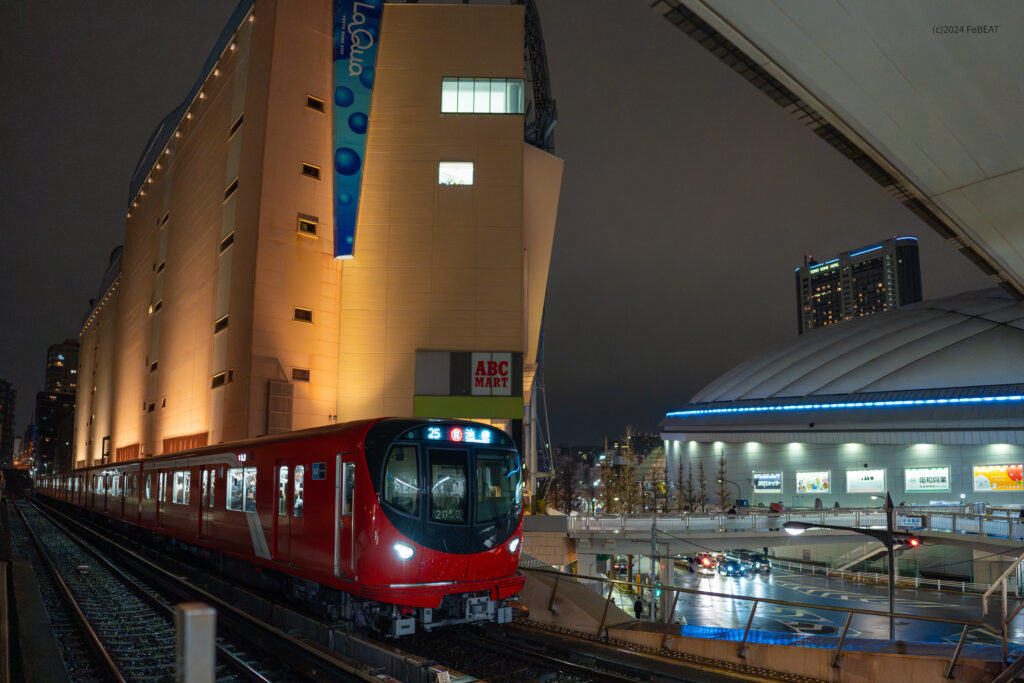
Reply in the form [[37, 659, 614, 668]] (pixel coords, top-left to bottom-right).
[[393, 542, 415, 560], [508, 537, 520, 553]]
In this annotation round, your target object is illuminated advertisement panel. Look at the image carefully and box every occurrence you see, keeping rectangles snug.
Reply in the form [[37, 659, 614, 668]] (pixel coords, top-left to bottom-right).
[[752, 472, 782, 493], [332, 0, 383, 258], [796, 471, 830, 494], [972, 464, 1024, 492], [904, 467, 950, 492], [846, 469, 885, 494]]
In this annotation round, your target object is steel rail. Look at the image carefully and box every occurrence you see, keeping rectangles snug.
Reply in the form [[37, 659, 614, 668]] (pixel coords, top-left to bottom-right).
[[30, 497, 392, 683], [11, 499, 126, 683]]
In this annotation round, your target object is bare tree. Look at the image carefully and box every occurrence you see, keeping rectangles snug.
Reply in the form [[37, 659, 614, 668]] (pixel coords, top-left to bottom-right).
[[717, 452, 730, 511], [621, 426, 641, 513], [685, 465, 696, 512], [675, 460, 686, 513], [696, 460, 709, 513]]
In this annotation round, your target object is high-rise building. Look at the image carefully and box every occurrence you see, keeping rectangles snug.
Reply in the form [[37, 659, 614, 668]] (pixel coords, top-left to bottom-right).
[[0, 379, 15, 467], [795, 237, 921, 334], [32, 340, 80, 474], [74, 0, 562, 470]]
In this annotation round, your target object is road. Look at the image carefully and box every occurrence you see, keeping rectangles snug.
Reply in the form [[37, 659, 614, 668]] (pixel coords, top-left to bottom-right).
[[612, 566, 1023, 646]]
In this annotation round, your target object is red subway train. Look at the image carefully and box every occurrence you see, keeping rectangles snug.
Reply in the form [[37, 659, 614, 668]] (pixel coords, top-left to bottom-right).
[[35, 418, 525, 636]]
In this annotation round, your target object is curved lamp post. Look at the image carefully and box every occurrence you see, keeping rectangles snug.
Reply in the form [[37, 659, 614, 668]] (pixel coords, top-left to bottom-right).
[[784, 492, 907, 641]]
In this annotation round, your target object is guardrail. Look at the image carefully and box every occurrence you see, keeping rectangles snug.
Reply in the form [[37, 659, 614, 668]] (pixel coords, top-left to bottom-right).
[[521, 566, 1008, 676], [568, 508, 1024, 542], [742, 555, 1019, 597]]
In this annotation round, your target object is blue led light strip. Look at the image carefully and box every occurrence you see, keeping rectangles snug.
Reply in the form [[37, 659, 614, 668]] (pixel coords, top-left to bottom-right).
[[848, 244, 883, 257], [665, 394, 1024, 418]]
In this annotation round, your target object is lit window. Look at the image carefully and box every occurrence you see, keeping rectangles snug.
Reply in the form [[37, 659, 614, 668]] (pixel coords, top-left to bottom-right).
[[439, 162, 473, 186], [226, 466, 257, 512], [441, 78, 524, 114], [173, 471, 191, 505], [293, 307, 313, 323]]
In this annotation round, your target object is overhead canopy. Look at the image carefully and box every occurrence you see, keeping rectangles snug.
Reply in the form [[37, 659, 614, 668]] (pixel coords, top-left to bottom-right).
[[656, 0, 1024, 297]]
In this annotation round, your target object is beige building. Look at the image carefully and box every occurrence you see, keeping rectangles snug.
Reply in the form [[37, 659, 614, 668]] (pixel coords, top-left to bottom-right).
[[74, 0, 562, 469]]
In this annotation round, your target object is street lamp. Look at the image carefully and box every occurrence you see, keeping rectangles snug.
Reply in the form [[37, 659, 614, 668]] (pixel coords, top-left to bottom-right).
[[784, 492, 918, 641]]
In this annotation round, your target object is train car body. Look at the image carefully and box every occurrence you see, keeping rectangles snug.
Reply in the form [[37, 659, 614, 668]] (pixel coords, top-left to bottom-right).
[[36, 418, 524, 636]]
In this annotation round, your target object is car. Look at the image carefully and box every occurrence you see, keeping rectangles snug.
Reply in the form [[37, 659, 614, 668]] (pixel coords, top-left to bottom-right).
[[718, 559, 747, 577], [692, 553, 717, 574], [747, 553, 772, 574]]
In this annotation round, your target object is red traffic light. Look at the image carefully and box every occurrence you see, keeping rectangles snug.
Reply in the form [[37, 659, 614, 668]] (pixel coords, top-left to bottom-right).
[[906, 536, 921, 548], [701, 556, 712, 567]]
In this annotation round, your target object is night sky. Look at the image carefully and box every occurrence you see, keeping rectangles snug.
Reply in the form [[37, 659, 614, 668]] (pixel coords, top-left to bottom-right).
[[0, 1, 993, 449]]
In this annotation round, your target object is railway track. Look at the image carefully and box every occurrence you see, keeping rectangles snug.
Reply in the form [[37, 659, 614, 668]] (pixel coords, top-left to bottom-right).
[[10, 496, 399, 682]]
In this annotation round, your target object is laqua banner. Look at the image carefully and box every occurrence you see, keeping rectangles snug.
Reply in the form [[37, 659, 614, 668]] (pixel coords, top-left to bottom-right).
[[752, 472, 782, 493], [332, 0, 383, 259], [796, 471, 830, 494], [972, 464, 1024, 492], [904, 466, 950, 492]]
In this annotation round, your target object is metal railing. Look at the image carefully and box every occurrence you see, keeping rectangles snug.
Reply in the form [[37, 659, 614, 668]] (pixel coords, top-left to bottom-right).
[[522, 566, 1007, 678], [739, 555, 1019, 597], [568, 508, 1024, 543]]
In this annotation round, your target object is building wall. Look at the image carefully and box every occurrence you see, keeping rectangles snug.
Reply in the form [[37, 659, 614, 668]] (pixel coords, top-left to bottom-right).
[[667, 438, 1024, 508], [337, 4, 526, 421]]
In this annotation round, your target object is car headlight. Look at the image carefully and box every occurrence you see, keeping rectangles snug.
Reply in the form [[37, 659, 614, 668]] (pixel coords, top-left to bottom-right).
[[508, 537, 520, 553], [393, 542, 415, 560]]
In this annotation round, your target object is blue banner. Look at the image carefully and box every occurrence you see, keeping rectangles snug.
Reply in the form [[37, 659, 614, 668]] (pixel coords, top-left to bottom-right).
[[332, 0, 383, 259]]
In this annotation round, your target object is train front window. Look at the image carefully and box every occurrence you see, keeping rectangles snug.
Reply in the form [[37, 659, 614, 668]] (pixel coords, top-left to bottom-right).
[[383, 445, 419, 516], [429, 449, 467, 524], [476, 451, 520, 522]]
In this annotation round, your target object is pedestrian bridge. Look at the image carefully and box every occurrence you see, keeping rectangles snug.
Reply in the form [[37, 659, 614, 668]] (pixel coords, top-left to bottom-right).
[[524, 508, 1024, 577]]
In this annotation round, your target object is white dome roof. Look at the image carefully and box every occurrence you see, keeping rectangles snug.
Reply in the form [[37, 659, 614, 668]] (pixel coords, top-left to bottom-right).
[[691, 287, 1024, 405]]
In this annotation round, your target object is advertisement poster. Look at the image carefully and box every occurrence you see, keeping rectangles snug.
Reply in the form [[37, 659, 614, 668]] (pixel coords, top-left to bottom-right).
[[796, 471, 830, 494], [752, 472, 782, 493], [846, 469, 885, 494], [904, 467, 950, 492], [332, 0, 383, 258], [972, 464, 1024, 492]]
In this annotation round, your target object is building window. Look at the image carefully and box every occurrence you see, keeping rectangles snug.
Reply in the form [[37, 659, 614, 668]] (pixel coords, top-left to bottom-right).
[[228, 113, 244, 138], [147, 402, 156, 413], [212, 370, 233, 389], [300, 163, 321, 180], [297, 215, 318, 236], [224, 178, 239, 201], [214, 315, 229, 334], [441, 78, 525, 114], [439, 162, 473, 186], [155, 259, 165, 274], [220, 231, 235, 252], [159, 211, 170, 227], [150, 300, 162, 314], [293, 307, 313, 323], [150, 361, 159, 372], [305, 95, 325, 112], [291, 368, 310, 382]]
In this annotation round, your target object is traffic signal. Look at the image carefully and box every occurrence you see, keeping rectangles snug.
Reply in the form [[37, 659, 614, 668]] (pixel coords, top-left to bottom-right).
[[907, 536, 921, 548], [701, 555, 712, 567]]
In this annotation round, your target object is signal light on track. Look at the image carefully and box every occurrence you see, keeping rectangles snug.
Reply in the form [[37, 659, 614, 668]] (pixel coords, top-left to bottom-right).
[[701, 556, 712, 567], [906, 536, 921, 548]]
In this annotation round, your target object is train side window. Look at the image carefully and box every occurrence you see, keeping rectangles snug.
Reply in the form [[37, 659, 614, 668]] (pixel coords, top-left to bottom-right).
[[383, 446, 419, 516], [202, 470, 208, 507], [294, 466, 304, 517], [159, 473, 166, 501], [278, 466, 288, 516], [342, 463, 355, 516], [209, 470, 215, 508], [227, 466, 257, 512], [145, 475, 152, 500], [475, 452, 519, 523], [428, 449, 468, 524]]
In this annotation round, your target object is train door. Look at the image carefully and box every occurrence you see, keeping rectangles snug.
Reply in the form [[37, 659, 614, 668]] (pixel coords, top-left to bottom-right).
[[336, 453, 356, 578], [273, 460, 291, 562], [198, 466, 214, 538], [103, 474, 109, 513], [155, 471, 164, 526]]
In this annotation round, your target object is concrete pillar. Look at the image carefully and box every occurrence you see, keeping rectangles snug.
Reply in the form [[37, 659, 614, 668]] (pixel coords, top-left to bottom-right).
[[659, 556, 673, 623], [176, 602, 216, 683], [577, 553, 601, 593], [973, 550, 1017, 585]]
